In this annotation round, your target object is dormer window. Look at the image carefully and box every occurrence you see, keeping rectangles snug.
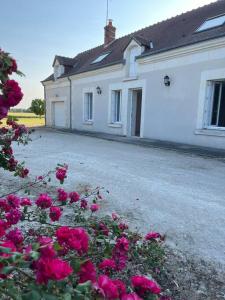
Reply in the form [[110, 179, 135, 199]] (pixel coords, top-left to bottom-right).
[[128, 46, 140, 77], [54, 65, 60, 79], [53, 64, 64, 80], [91, 53, 110, 64], [196, 14, 225, 32]]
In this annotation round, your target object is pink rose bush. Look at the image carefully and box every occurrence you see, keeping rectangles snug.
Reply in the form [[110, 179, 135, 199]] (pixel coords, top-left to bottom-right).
[[0, 49, 30, 178], [0, 170, 169, 299], [0, 51, 171, 299]]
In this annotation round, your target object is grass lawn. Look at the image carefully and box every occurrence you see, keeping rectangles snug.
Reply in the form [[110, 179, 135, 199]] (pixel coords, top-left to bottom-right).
[[0, 112, 45, 127]]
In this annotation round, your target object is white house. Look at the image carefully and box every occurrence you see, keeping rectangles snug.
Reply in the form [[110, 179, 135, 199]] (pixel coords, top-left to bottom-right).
[[42, 0, 225, 149]]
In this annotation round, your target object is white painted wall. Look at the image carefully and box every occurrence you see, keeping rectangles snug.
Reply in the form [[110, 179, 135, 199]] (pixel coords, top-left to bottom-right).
[[44, 37, 225, 149]]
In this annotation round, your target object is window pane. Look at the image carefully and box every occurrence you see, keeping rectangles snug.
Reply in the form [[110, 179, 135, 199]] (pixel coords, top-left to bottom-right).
[[88, 93, 93, 120], [211, 83, 220, 126], [116, 92, 121, 122], [91, 53, 110, 64], [196, 15, 225, 32], [218, 83, 225, 127]]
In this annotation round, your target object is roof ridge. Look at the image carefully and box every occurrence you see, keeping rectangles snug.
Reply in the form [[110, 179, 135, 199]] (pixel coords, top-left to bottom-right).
[[55, 54, 74, 60], [73, 44, 104, 59]]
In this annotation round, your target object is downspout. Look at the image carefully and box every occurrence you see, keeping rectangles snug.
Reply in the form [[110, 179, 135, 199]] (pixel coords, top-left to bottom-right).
[[43, 84, 47, 127], [68, 77, 72, 130]]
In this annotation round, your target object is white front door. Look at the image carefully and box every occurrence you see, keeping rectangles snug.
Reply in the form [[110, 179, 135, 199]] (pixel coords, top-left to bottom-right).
[[54, 101, 65, 127]]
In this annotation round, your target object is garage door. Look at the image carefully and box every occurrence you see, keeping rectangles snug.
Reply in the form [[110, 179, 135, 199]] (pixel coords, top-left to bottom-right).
[[54, 101, 65, 127]]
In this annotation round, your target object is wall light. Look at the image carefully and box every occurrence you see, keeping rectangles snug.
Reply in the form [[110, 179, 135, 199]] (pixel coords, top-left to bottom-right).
[[164, 75, 171, 87], [96, 86, 102, 95]]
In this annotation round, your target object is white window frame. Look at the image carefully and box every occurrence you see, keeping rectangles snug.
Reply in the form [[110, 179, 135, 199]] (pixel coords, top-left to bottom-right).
[[196, 14, 225, 33], [204, 80, 225, 129], [83, 92, 94, 123], [91, 52, 110, 64], [196, 68, 225, 132], [110, 90, 122, 124]]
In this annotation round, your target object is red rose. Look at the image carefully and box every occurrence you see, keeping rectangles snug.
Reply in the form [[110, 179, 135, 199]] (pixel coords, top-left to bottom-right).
[[36, 194, 52, 209], [8, 59, 17, 74], [3, 80, 23, 107], [80, 199, 88, 209], [20, 198, 32, 206], [56, 166, 67, 183], [5, 209, 22, 225], [6, 194, 20, 208], [97, 275, 119, 300], [112, 279, 126, 297], [0, 103, 9, 120], [99, 259, 116, 274], [38, 236, 56, 258], [78, 260, 96, 283], [121, 293, 143, 300], [35, 257, 73, 284], [56, 226, 89, 255], [69, 191, 80, 203], [49, 206, 62, 222], [115, 237, 129, 252], [6, 228, 23, 246], [90, 204, 100, 212], [145, 232, 161, 241], [131, 276, 161, 296], [57, 188, 68, 202]]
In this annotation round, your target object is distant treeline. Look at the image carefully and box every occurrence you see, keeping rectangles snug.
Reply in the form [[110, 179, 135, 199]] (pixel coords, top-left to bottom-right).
[[10, 108, 31, 113]]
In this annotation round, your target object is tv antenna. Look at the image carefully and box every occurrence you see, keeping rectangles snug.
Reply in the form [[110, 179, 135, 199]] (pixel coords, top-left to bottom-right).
[[106, 0, 110, 25]]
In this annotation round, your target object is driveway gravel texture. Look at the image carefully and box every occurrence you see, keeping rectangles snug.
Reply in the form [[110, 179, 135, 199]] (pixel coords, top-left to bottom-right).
[[1, 128, 225, 297], [5, 128, 225, 266]]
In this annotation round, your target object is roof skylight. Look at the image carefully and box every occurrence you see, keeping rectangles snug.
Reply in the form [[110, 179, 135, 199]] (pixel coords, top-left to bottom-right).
[[91, 53, 110, 64], [196, 14, 225, 32]]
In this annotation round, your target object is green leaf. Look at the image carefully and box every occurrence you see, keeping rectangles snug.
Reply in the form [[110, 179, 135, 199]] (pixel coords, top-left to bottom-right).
[[70, 258, 81, 273], [22, 290, 42, 300], [1, 266, 14, 275], [63, 293, 72, 300], [53, 242, 63, 251], [30, 251, 40, 260], [42, 294, 58, 300], [0, 246, 12, 254], [76, 281, 91, 293]]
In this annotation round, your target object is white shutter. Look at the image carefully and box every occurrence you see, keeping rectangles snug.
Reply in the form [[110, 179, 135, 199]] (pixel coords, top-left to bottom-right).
[[203, 81, 214, 128], [129, 47, 139, 77], [84, 94, 88, 121]]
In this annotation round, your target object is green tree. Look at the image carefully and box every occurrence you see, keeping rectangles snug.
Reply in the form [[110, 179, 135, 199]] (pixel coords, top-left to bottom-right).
[[30, 99, 45, 117]]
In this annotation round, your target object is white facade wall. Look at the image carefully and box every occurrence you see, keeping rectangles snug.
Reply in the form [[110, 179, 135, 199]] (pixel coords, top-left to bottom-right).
[[44, 37, 225, 149]]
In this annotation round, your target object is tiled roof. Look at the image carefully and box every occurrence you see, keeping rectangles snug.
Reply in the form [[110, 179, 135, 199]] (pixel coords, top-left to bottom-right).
[[43, 0, 225, 82]]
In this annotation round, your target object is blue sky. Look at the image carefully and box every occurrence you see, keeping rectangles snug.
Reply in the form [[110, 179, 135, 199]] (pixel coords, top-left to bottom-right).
[[0, 0, 214, 108]]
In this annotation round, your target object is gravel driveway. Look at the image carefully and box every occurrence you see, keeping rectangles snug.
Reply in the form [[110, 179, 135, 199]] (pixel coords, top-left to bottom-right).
[[7, 128, 225, 268]]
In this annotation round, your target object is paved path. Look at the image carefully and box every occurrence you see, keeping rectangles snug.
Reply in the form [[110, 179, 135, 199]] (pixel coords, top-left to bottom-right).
[[10, 128, 225, 266]]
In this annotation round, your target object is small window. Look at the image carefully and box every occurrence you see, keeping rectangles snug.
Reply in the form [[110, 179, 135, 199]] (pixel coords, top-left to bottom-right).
[[91, 53, 110, 64], [84, 93, 93, 121], [208, 81, 225, 128], [196, 14, 225, 32], [111, 90, 121, 123]]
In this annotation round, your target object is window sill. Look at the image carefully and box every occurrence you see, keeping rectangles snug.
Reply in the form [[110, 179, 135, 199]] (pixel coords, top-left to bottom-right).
[[123, 76, 138, 82], [195, 128, 225, 137], [83, 121, 93, 125], [108, 123, 122, 128]]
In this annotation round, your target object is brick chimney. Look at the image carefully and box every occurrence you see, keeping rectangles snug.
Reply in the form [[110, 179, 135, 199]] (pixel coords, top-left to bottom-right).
[[104, 19, 116, 46]]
